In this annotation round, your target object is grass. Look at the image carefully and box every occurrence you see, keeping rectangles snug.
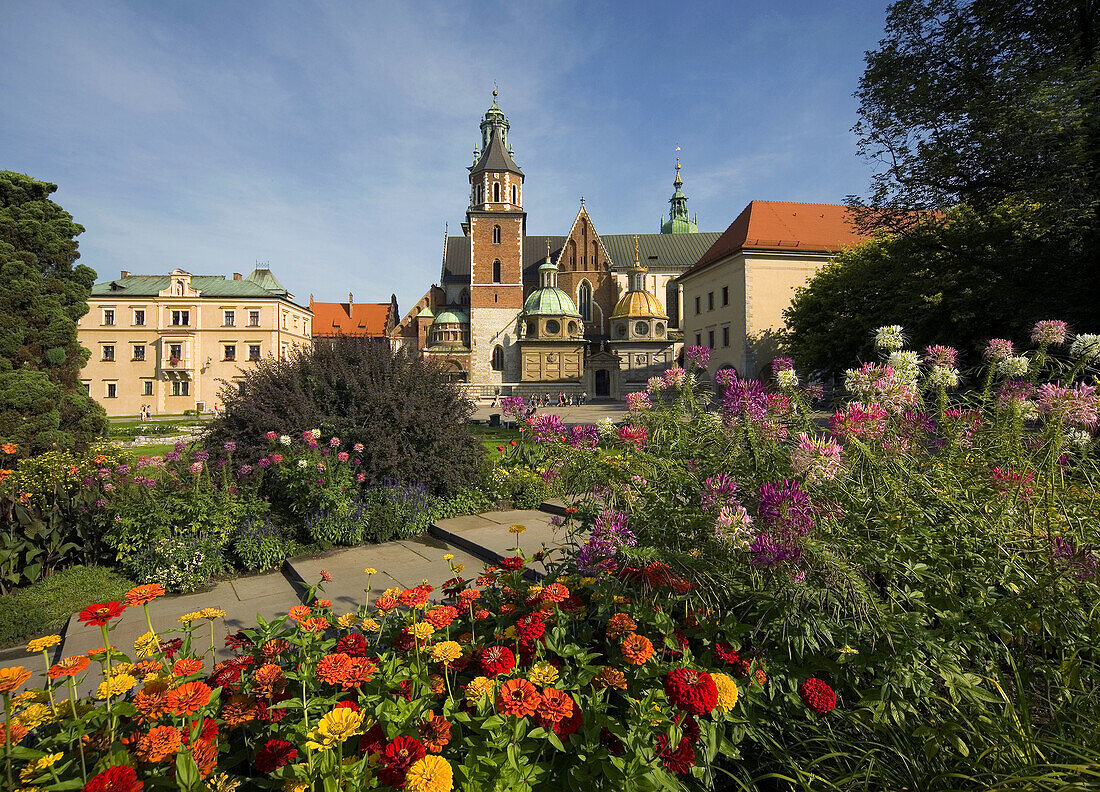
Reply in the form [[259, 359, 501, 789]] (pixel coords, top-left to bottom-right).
[[469, 423, 521, 453], [0, 565, 134, 649]]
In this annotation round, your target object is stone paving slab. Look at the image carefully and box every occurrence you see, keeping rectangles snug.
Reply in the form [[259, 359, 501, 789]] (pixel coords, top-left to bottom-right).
[[431, 509, 577, 573]]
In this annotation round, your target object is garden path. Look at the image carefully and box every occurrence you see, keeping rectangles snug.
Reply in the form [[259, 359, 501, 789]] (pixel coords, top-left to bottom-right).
[[1, 507, 573, 694]]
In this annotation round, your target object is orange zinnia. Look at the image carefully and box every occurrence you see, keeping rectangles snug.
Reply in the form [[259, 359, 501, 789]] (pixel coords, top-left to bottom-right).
[[166, 680, 212, 715], [374, 596, 398, 612], [606, 612, 637, 638], [1, 443, 18, 455], [0, 666, 32, 693], [221, 694, 259, 726], [124, 583, 166, 608], [540, 582, 570, 603], [288, 605, 312, 623], [592, 667, 628, 690], [133, 685, 171, 722], [49, 654, 89, 679], [621, 634, 654, 665], [135, 724, 182, 762], [301, 617, 330, 633], [536, 687, 574, 724], [0, 722, 28, 746], [251, 663, 286, 698], [173, 658, 204, 677], [190, 737, 218, 779], [495, 678, 541, 718], [316, 653, 353, 686]]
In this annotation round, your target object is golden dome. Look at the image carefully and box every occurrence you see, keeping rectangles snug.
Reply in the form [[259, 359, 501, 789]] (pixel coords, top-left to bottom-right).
[[611, 290, 667, 319]]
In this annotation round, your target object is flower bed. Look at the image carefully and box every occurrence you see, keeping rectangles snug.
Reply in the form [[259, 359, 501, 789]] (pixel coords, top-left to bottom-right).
[[0, 545, 834, 791]]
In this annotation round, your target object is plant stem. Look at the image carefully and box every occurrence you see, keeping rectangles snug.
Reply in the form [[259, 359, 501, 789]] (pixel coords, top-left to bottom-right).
[[3, 693, 12, 791], [66, 677, 87, 782]]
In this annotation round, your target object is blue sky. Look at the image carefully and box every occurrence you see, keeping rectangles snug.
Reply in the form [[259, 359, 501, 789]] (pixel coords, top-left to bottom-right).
[[1, 0, 890, 313]]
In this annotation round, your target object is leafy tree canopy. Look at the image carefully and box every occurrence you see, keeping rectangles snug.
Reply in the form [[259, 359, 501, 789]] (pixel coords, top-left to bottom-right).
[[785, 0, 1100, 376], [0, 171, 105, 455]]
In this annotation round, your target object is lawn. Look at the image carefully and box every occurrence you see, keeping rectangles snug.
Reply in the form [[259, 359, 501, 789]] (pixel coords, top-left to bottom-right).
[[469, 423, 521, 453]]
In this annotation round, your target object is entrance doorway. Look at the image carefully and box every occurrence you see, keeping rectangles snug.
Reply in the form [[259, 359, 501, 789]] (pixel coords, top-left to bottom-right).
[[594, 369, 610, 397]]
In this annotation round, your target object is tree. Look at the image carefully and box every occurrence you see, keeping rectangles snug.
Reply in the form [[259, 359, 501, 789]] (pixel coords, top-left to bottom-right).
[[0, 172, 105, 454], [785, 0, 1100, 375], [204, 338, 484, 496]]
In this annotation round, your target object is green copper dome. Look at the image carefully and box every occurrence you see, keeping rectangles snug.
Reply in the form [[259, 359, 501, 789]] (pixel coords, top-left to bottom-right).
[[660, 161, 699, 234], [523, 287, 581, 317], [433, 308, 469, 325]]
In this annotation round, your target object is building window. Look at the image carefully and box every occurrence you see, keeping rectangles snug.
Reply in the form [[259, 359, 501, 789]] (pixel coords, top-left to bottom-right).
[[80, 381, 90, 395], [491, 345, 504, 371], [105, 382, 117, 399], [694, 296, 700, 314], [133, 309, 145, 326], [171, 380, 189, 396], [168, 344, 182, 364], [707, 292, 714, 311], [492, 260, 501, 283], [695, 333, 702, 346], [143, 380, 154, 396], [511, 184, 517, 204], [224, 310, 235, 326], [171, 309, 190, 326], [492, 225, 501, 244], [722, 286, 729, 306], [249, 310, 260, 326], [578, 281, 592, 322], [237, 381, 246, 395], [493, 182, 500, 202], [708, 330, 715, 348], [635, 321, 649, 336], [249, 344, 261, 361], [723, 327, 730, 347], [132, 344, 145, 361], [545, 319, 560, 335], [102, 345, 114, 361], [224, 344, 236, 361], [103, 309, 115, 326]]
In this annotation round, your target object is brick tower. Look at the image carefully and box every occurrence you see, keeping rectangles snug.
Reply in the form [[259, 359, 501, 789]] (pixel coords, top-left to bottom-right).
[[466, 91, 526, 384]]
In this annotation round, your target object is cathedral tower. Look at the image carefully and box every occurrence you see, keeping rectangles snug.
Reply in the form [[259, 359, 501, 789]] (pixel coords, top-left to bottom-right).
[[467, 91, 526, 384]]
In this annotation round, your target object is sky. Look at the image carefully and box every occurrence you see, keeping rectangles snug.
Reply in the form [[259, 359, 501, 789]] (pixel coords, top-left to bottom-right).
[[1, 0, 892, 314]]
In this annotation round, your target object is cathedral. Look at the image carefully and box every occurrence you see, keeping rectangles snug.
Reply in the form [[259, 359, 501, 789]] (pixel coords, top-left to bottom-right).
[[390, 93, 720, 399]]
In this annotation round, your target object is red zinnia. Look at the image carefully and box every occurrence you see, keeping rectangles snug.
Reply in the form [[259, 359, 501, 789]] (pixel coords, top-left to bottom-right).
[[656, 733, 696, 774], [78, 601, 126, 627], [379, 736, 427, 788], [664, 668, 718, 715], [335, 633, 367, 657], [479, 645, 516, 677], [514, 612, 546, 642], [84, 764, 143, 792], [713, 641, 741, 665], [798, 678, 837, 714], [255, 738, 297, 773], [500, 556, 525, 571]]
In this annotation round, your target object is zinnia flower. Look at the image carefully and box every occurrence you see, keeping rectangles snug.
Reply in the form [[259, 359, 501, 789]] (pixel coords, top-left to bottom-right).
[[479, 646, 515, 677], [621, 634, 654, 665], [255, 738, 297, 773], [166, 680, 212, 715], [0, 666, 32, 693], [78, 601, 126, 626], [465, 676, 495, 704], [430, 641, 463, 667], [379, 736, 427, 787], [49, 655, 90, 679], [592, 666, 627, 690], [404, 754, 453, 792], [135, 724, 182, 762], [665, 668, 718, 715], [712, 673, 739, 711], [417, 710, 452, 753], [172, 658, 204, 677], [798, 677, 837, 714], [496, 678, 541, 718], [26, 635, 62, 654], [84, 764, 142, 792], [306, 706, 365, 751], [535, 687, 574, 724]]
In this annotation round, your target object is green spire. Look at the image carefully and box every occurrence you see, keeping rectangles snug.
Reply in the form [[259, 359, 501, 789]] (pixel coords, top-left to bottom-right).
[[661, 157, 699, 234]]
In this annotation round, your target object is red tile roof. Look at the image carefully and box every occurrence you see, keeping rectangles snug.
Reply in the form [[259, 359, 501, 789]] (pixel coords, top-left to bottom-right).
[[683, 201, 869, 278], [309, 299, 393, 338]]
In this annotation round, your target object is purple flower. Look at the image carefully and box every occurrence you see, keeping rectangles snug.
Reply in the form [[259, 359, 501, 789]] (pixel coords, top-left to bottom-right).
[[577, 510, 636, 575], [923, 345, 958, 369], [94, 499, 107, 508], [625, 391, 652, 412], [526, 413, 566, 443], [165, 452, 181, 462], [771, 357, 795, 373], [1050, 536, 1098, 580], [984, 338, 1014, 362], [500, 396, 527, 421], [701, 474, 738, 511], [174, 441, 186, 453], [194, 450, 210, 463], [685, 345, 710, 369], [257, 457, 272, 468], [321, 448, 330, 455], [224, 441, 237, 452], [1031, 320, 1069, 346], [238, 464, 253, 477], [758, 480, 814, 536], [567, 424, 599, 449]]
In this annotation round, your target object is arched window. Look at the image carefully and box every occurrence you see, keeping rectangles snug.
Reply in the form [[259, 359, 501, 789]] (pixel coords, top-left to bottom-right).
[[511, 184, 517, 204], [567, 239, 577, 271], [493, 182, 500, 202], [492, 225, 501, 244], [491, 346, 504, 371], [460, 288, 469, 306], [578, 281, 592, 322], [476, 184, 483, 204], [492, 260, 502, 283]]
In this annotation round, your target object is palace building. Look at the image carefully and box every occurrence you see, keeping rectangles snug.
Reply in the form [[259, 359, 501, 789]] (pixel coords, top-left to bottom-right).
[[390, 93, 720, 399]]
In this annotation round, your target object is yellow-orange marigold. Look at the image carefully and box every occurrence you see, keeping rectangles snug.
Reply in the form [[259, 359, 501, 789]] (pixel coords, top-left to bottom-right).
[[620, 634, 654, 665]]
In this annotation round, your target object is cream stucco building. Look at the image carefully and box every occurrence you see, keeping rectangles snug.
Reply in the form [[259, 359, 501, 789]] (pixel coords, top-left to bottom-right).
[[78, 267, 312, 417], [678, 201, 867, 381]]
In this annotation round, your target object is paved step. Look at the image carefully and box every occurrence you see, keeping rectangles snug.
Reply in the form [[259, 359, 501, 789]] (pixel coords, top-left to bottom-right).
[[430, 509, 577, 579]]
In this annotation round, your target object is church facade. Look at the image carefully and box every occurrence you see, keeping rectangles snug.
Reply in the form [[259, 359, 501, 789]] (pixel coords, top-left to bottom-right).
[[390, 95, 719, 400]]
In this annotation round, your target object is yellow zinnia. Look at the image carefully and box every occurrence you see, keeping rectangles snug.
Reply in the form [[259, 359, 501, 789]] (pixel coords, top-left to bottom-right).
[[361, 618, 380, 632], [430, 641, 462, 666], [19, 751, 63, 782], [464, 675, 494, 704], [527, 661, 558, 686], [508, 524, 526, 534], [405, 754, 453, 792], [337, 613, 359, 629], [14, 703, 53, 729], [134, 631, 160, 658], [410, 622, 435, 641], [363, 567, 378, 575], [198, 608, 226, 619], [305, 707, 364, 750], [95, 673, 137, 700], [713, 672, 739, 712], [26, 635, 61, 654]]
